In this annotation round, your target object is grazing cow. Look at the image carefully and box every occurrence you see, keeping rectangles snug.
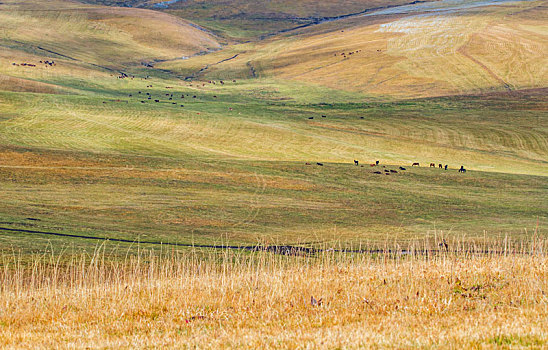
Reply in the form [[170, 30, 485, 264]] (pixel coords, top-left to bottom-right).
[[180, 105, 184, 107], [390, 170, 398, 173], [360, 116, 364, 119], [370, 164, 376, 167], [141, 101, 145, 103], [154, 100, 159, 102], [308, 117, 314, 120], [412, 163, 420, 166], [430, 163, 436, 168], [444, 164, 448, 170], [459, 166, 466, 173], [322, 115, 326, 118], [384, 170, 389, 173], [399, 167, 406, 171], [354, 160, 359, 166], [305, 162, 311, 165], [439, 164, 442, 169], [317, 162, 324, 166], [373, 171, 382, 174], [439, 239, 449, 251], [193, 96, 197, 98], [376, 160, 379, 166]]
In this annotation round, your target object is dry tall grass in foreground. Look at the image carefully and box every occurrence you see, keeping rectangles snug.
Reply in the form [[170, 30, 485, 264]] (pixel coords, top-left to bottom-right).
[[1, 240, 547, 348]]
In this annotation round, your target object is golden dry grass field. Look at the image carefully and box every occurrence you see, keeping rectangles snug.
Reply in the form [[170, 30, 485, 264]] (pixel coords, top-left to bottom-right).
[[1, 242, 548, 348]]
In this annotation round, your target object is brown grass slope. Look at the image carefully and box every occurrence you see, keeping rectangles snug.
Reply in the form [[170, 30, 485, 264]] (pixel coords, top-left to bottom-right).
[[0, 0, 220, 93], [165, 0, 548, 98]]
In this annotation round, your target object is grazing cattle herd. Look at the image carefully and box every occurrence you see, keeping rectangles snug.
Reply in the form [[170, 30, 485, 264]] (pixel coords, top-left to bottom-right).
[[11, 61, 471, 176], [309, 159, 467, 175]]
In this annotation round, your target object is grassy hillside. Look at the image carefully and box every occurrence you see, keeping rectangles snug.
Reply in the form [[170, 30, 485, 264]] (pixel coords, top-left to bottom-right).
[[160, 0, 547, 98], [0, 0, 220, 94], [82, 0, 442, 40], [0, 81, 546, 251], [0, 0, 546, 252]]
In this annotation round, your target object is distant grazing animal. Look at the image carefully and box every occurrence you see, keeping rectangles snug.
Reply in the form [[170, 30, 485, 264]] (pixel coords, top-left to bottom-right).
[[376, 161, 379, 166], [305, 162, 311, 165], [154, 100, 159, 102], [373, 171, 382, 174], [444, 164, 448, 170], [399, 167, 406, 171], [308, 117, 314, 120], [354, 160, 359, 166], [390, 170, 398, 173], [412, 162, 420, 167], [384, 170, 389, 173], [439, 239, 449, 251], [322, 115, 326, 118], [317, 162, 324, 166], [459, 166, 466, 173], [370, 164, 376, 167], [439, 164, 442, 169], [430, 163, 436, 168]]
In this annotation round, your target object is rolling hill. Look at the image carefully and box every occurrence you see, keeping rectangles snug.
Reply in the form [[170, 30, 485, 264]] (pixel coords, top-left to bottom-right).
[[0, 0, 545, 251], [158, 0, 548, 98]]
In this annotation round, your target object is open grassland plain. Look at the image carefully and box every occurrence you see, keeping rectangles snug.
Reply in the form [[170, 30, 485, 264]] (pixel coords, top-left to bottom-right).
[[0, 82, 546, 251], [0, 244, 548, 348]]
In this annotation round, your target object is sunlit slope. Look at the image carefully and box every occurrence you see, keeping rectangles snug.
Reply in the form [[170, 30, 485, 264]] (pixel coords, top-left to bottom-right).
[[0, 81, 546, 176], [0, 0, 220, 93], [83, 0, 439, 40], [167, 0, 547, 98]]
